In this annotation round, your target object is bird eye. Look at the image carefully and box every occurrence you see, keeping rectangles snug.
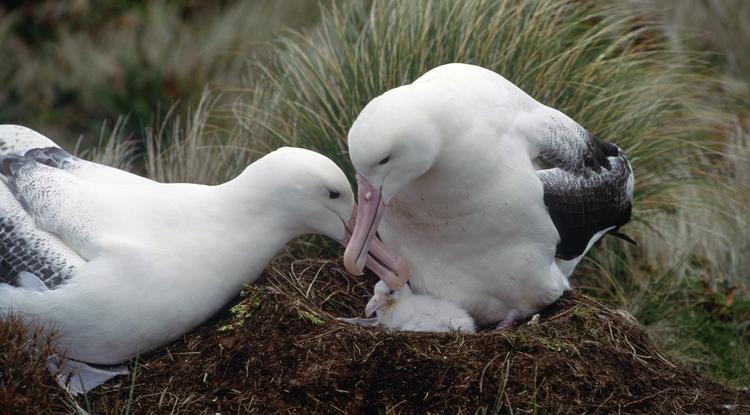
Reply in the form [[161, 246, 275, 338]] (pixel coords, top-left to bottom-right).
[[378, 156, 390, 165], [328, 190, 340, 199]]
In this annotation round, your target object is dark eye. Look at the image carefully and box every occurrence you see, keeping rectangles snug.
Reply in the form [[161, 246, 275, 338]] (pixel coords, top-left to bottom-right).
[[378, 156, 390, 165], [328, 190, 340, 199]]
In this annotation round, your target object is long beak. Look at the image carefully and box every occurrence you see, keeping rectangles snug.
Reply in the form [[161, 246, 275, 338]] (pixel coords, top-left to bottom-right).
[[344, 174, 385, 274], [342, 204, 410, 291], [365, 293, 388, 317]]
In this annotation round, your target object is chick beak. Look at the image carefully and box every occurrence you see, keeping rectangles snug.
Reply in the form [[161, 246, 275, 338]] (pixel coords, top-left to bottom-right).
[[365, 293, 388, 317]]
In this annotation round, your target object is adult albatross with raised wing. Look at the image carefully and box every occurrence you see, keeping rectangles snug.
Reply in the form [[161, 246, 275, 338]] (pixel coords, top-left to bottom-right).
[[343, 63, 633, 328], [0, 125, 407, 393]]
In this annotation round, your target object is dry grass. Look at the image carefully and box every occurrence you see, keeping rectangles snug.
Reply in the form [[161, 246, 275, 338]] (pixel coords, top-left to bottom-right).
[[4, 260, 744, 413], [0, 317, 75, 414]]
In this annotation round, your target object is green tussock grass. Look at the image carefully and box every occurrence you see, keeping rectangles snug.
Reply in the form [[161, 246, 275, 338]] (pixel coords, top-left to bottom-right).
[[249, 0, 726, 200]]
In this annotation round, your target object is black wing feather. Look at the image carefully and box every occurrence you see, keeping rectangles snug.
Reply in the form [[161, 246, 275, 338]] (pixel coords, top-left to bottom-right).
[[24, 146, 82, 170], [536, 132, 633, 260]]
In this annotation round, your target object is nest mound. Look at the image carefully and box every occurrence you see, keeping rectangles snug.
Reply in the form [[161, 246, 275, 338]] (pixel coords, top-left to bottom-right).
[[0, 317, 71, 414], [3, 259, 748, 414]]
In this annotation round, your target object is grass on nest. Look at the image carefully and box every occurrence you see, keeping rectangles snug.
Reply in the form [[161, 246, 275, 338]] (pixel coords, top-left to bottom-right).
[[1, 258, 738, 413], [0, 316, 78, 414]]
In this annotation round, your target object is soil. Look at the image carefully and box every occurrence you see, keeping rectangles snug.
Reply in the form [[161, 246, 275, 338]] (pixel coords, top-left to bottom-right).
[[0, 318, 71, 414], [2, 258, 748, 414]]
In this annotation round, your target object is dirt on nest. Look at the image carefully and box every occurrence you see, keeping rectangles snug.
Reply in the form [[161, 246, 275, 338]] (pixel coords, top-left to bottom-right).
[[3, 259, 749, 414], [0, 317, 71, 414]]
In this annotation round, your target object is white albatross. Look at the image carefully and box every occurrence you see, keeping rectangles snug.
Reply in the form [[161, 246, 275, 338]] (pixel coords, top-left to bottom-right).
[[343, 63, 634, 328], [0, 125, 407, 393], [361, 280, 475, 333]]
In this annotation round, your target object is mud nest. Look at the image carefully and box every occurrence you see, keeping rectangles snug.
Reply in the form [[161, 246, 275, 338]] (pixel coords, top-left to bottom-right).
[[3, 259, 749, 414]]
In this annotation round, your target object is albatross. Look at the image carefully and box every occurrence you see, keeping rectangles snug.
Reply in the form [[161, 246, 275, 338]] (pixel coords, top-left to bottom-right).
[[0, 125, 407, 393], [343, 63, 634, 328], [363, 280, 476, 333]]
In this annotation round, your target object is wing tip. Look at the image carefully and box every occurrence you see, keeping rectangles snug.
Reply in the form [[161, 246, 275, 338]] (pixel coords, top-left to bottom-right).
[[610, 230, 637, 246]]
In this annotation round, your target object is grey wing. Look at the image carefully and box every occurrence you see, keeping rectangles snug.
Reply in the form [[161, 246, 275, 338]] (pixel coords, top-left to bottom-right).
[[0, 124, 150, 185], [0, 124, 98, 174], [1, 155, 95, 257], [0, 125, 60, 155], [0, 183, 84, 290], [534, 125, 634, 260]]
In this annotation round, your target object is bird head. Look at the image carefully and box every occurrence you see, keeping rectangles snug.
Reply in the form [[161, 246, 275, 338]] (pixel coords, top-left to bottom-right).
[[365, 280, 412, 317], [344, 86, 443, 287]]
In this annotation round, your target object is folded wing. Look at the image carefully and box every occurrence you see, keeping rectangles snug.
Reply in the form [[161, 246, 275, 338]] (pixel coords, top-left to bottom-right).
[[533, 122, 633, 260]]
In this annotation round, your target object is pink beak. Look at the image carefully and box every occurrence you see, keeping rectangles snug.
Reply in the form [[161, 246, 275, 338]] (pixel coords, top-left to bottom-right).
[[343, 175, 410, 290], [365, 293, 388, 317], [342, 205, 410, 290]]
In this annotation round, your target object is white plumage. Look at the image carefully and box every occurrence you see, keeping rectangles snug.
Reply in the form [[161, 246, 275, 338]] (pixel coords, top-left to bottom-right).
[[0, 125, 406, 393], [366, 281, 475, 333], [343, 64, 633, 328]]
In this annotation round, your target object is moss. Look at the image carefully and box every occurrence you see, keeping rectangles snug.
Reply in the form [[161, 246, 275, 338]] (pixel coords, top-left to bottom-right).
[[218, 287, 264, 332], [539, 339, 565, 353], [296, 309, 325, 326]]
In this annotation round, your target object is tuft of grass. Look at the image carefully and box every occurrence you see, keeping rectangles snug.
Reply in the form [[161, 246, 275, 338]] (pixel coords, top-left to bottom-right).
[[634, 274, 750, 386], [249, 0, 726, 198]]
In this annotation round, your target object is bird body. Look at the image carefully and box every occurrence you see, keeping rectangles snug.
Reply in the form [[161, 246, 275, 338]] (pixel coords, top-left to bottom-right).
[[366, 281, 475, 333], [0, 125, 404, 389], [2, 175, 296, 364], [344, 64, 633, 327]]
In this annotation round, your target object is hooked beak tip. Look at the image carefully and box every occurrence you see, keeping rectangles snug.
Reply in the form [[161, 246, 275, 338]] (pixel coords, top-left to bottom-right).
[[343, 251, 366, 275], [365, 294, 386, 317]]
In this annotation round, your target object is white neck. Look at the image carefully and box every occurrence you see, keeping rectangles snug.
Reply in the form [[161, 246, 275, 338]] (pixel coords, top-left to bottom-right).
[[178, 176, 305, 292]]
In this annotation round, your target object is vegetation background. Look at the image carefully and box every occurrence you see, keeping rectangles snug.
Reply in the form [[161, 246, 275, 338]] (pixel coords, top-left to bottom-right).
[[0, 0, 747, 400]]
